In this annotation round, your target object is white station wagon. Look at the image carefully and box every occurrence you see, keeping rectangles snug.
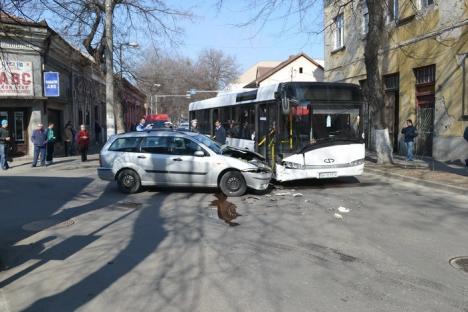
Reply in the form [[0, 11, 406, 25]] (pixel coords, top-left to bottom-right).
[[97, 129, 272, 196]]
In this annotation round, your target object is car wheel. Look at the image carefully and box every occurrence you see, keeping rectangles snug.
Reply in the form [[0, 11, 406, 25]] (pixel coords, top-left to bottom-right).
[[219, 171, 247, 197], [117, 169, 141, 194]]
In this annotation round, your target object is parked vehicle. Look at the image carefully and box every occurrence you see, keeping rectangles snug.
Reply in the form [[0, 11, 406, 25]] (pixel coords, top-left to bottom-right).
[[97, 129, 272, 196]]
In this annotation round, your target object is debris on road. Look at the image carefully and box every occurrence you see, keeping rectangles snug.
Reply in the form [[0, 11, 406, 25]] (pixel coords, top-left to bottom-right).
[[334, 213, 343, 220], [337, 206, 351, 213], [305, 199, 310, 203], [293, 193, 303, 197], [274, 192, 291, 196]]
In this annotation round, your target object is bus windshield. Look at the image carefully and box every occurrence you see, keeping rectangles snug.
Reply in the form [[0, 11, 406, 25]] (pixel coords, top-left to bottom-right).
[[278, 100, 362, 155]]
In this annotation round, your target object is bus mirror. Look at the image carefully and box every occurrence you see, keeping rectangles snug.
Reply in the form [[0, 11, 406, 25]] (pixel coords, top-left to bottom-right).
[[281, 98, 290, 115]]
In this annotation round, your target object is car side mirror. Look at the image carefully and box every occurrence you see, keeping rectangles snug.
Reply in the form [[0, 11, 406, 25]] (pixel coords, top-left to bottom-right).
[[194, 150, 205, 157]]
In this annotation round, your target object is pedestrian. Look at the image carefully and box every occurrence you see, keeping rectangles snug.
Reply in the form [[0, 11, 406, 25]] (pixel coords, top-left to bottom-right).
[[45, 122, 56, 165], [401, 119, 418, 161], [31, 123, 47, 167], [214, 120, 226, 145], [191, 119, 199, 133], [77, 124, 90, 162], [64, 121, 74, 156], [464, 125, 468, 167], [136, 118, 151, 131], [94, 121, 102, 144], [0, 119, 11, 170]]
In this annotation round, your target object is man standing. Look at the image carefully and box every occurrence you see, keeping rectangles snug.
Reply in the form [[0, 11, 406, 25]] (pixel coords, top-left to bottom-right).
[[214, 120, 226, 145], [77, 124, 90, 162], [464, 125, 468, 167], [45, 122, 56, 165], [64, 121, 75, 156], [136, 118, 151, 131], [191, 119, 199, 133], [0, 119, 10, 170], [31, 123, 47, 167], [401, 119, 418, 161]]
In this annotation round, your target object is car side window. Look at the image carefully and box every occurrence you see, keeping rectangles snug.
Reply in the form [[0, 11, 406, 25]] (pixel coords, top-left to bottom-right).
[[140, 136, 171, 154], [168, 137, 205, 156], [108, 137, 142, 152]]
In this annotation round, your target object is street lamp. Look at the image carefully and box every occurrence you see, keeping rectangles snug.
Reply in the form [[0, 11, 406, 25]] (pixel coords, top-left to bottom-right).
[[150, 83, 161, 115], [118, 42, 139, 80]]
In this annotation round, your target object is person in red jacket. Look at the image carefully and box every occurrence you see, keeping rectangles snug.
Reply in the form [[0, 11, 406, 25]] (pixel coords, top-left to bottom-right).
[[77, 124, 90, 162]]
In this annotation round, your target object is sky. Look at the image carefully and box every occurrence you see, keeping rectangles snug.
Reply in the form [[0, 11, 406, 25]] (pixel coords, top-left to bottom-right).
[[11, 0, 325, 73], [167, 0, 325, 71]]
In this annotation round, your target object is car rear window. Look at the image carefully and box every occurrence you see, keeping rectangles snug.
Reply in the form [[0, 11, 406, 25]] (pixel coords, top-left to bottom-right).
[[108, 137, 142, 152]]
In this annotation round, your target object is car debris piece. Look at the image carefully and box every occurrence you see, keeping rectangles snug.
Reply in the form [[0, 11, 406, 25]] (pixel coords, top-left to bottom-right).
[[337, 206, 351, 213], [293, 193, 303, 197], [334, 213, 343, 220], [274, 192, 291, 196]]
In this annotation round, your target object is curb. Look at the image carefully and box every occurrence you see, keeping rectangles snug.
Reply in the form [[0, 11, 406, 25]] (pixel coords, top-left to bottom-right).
[[365, 166, 468, 195]]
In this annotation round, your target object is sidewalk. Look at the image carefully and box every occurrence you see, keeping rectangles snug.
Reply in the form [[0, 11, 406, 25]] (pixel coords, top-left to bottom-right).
[[365, 151, 468, 194]]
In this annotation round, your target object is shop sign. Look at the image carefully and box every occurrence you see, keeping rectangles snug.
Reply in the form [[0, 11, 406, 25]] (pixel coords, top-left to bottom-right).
[[44, 72, 60, 97], [0, 61, 34, 96]]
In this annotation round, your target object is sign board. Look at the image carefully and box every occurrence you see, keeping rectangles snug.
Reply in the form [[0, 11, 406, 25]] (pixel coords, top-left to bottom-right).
[[0, 61, 34, 96], [44, 72, 60, 97]]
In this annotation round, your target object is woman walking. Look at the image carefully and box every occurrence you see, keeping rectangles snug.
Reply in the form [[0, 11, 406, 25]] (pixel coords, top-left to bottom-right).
[[77, 124, 90, 162]]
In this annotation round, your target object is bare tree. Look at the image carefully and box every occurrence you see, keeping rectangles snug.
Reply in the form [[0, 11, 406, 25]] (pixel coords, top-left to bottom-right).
[[217, 0, 394, 163], [135, 48, 240, 121], [4, 0, 192, 134], [195, 49, 240, 91]]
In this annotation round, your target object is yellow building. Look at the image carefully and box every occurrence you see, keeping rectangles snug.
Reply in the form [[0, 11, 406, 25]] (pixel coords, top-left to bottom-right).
[[324, 0, 468, 162]]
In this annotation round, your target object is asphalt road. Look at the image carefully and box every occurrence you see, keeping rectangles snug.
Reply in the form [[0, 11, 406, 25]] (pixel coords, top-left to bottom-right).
[[0, 156, 467, 312]]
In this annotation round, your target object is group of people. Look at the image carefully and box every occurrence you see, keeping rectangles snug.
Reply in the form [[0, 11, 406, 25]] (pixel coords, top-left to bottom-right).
[[30, 122, 90, 167], [191, 119, 254, 145]]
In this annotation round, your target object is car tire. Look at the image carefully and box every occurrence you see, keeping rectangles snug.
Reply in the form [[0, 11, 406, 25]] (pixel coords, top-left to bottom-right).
[[219, 170, 247, 197], [117, 169, 141, 194]]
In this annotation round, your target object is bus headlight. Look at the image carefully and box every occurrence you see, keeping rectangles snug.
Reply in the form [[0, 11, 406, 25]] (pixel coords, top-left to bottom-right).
[[282, 161, 303, 169], [350, 159, 364, 166]]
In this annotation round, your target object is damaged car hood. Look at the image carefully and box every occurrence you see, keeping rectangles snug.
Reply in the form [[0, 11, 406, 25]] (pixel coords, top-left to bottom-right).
[[221, 146, 266, 162]]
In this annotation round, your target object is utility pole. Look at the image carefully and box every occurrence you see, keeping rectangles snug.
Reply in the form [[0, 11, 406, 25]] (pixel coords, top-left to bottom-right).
[[105, 0, 115, 139]]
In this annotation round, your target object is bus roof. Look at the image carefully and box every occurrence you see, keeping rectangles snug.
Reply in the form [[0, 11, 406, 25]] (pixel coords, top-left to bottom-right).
[[188, 82, 361, 111]]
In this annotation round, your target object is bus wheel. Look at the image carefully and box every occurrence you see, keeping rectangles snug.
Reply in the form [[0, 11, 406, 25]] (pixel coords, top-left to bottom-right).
[[220, 171, 247, 197], [117, 169, 141, 194]]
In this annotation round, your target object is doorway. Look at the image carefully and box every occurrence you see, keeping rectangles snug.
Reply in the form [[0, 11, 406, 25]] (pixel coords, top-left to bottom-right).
[[414, 65, 435, 157]]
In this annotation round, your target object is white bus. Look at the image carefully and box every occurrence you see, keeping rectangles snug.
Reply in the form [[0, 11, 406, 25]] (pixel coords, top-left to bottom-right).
[[189, 82, 365, 182]]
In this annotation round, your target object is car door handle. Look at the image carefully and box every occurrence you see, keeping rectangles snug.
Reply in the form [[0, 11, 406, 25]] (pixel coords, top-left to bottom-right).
[[137, 155, 147, 159], [172, 157, 182, 161]]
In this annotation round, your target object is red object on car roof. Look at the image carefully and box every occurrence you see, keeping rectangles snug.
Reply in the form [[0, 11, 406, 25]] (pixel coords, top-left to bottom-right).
[[145, 114, 169, 122]]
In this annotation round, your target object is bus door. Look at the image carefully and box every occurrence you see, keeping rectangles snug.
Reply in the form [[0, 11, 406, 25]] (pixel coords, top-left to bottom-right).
[[257, 104, 268, 159]]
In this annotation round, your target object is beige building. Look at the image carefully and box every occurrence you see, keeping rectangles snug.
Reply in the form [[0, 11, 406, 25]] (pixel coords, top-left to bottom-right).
[[228, 53, 324, 90], [324, 0, 468, 162]]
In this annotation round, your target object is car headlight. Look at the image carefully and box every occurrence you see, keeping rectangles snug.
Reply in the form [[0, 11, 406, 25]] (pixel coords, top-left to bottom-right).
[[282, 161, 304, 169]]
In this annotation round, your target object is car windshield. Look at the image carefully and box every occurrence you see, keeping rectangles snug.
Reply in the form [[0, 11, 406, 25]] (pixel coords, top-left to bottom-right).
[[191, 134, 223, 154]]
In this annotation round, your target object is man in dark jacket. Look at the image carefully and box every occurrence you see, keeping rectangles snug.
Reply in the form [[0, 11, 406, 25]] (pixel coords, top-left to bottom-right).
[[31, 123, 47, 167], [214, 120, 226, 145], [401, 119, 418, 161], [0, 119, 10, 170], [464, 126, 468, 167]]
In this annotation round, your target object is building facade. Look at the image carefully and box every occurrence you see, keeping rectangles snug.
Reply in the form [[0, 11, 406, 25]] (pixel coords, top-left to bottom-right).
[[0, 14, 106, 156], [324, 0, 468, 162]]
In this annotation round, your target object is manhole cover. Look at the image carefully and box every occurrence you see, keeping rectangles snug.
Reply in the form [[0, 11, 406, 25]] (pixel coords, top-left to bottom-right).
[[449, 257, 468, 273], [22, 218, 76, 231]]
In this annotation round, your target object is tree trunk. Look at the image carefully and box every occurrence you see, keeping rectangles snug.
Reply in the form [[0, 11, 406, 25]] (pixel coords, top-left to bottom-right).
[[364, 0, 393, 164], [105, 0, 115, 139]]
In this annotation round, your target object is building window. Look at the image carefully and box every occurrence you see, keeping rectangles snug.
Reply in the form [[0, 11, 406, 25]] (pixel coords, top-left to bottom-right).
[[420, 0, 434, 8], [14, 111, 24, 142], [299, 67, 303, 74], [414, 65, 435, 85], [334, 14, 344, 49], [388, 0, 399, 21], [384, 74, 400, 91]]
